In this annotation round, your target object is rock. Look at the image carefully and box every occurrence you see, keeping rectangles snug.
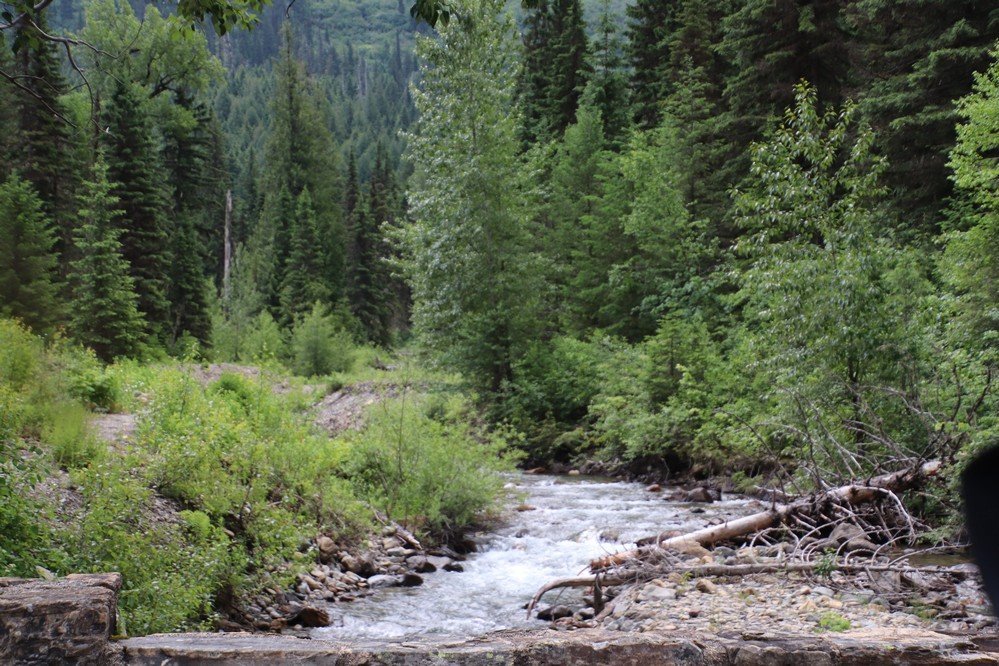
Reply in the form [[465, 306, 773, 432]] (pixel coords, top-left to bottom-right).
[[316, 536, 336, 562], [401, 573, 424, 587], [385, 546, 412, 557], [640, 583, 677, 601], [341, 554, 376, 578], [366, 575, 402, 588], [567, 470, 581, 476], [536, 605, 573, 621], [425, 555, 454, 570], [813, 585, 834, 597], [406, 556, 437, 574], [301, 575, 322, 592], [515, 504, 537, 512], [684, 487, 719, 503], [287, 605, 330, 628], [0, 573, 122, 664], [695, 579, 718, 594], [443, 562, 464, 573], [525, 467, 547, 474], [646, 484, 662, 493], [599, 528, 621, 543], [575, 607, 596, 620], [381, 537, 402, 551]]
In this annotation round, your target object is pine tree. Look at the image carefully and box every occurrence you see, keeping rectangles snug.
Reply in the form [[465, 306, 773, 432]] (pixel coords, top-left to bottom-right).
[[0, 34, 21, 177], [261, 26, 345, 309], [850, 0, 999, 237], [280, 188, 330, 321], [588, 0, 630, 145], [519, 0, 590, 143], [721, 0, 849, 172], [9, 14, 76, 263], [625, 0, 676, 128], [101, 79, 171, 339], [0, 174, 61, 333], [69, 157, 145, 361]]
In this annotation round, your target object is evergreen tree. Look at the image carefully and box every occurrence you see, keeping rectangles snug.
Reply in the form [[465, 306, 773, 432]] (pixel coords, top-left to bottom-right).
[[69, 158, 145, 361], [519, 0, 590, 143], [0, 174, 61, 333], [9, 14, 76, 263], [350, 146, 394, 346], [0, 34, 21, 177], [625, 0, 676, 128], [663, 0, 736, 228], [280, 188, 330, 321], [261, 26, 344, 310], [588, 0, 630, 145], [719, 0, 852, 190], [101, 79, 171, 339], [850, 0, 999, 237]]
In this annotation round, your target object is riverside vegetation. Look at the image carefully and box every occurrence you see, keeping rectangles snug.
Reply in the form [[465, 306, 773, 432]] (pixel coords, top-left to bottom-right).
[[0, 0, 997, 641]]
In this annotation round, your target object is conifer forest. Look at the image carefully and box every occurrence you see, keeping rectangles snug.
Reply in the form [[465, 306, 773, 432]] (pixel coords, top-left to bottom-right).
[[1, 0, 999, 655]]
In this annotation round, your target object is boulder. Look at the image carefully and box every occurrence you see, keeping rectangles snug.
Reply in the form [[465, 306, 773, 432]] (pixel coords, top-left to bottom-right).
[[401, 573, 424, 587], [406, 556, 437, 574], [315, 536, 336, 563], [286, 605, 330, 628], [0, 573, 122, 665], [425, 555, 454, 571], [366, 575, 402, 588], [683, 487, 719, 503], [341, 554, 376, 578]]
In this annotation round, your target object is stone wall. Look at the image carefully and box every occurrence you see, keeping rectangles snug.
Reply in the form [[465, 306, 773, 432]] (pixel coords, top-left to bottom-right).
[[0, 573, 123, 664]]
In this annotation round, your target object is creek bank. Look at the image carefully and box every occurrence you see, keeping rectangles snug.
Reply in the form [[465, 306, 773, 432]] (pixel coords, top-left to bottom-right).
[[230, 523, 467, 632]]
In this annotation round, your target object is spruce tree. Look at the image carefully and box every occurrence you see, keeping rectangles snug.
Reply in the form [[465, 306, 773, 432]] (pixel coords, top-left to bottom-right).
[[351, 147, 394, 346], [69, 158, 145, 361], [850, 0, 999, 237], [519, 0, 590, 143], [719, 0, 852, 165], [280, 188, 330, 321], [625, 0, 676, 128], [262, 26, 344, 309], [101, 79, 171, 339], [588, 0, 630, 145], [0, 174, 61, 333], [9, 14, 76, 263]]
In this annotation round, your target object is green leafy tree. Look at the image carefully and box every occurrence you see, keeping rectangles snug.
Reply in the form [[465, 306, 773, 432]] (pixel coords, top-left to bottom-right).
[[68, 157, 145, 361], [404, 0, 541, 393], [947, 50, 999, 352], [0, 174, 61, 333], [734, 84, 927, 472]]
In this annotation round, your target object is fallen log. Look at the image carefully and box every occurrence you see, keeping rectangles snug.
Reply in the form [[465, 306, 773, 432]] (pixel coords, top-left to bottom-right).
[[590, 460, 941, 571], [527, 556, 972, 619]]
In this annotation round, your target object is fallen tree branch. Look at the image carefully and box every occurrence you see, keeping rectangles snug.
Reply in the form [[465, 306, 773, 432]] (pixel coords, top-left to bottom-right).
[[527, 556, 973, 619], [590, 461, 941, 571]]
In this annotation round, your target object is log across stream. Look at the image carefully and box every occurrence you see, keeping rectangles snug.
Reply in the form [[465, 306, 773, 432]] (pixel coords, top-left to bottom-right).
[[312, 473, 757, 641]]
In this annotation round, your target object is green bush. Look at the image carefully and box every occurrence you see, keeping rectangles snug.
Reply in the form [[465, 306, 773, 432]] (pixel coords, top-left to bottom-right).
[[290, 304, 355, 377], [42, 401, 102, 468], [346, 395, 514, 537], [69, 463, 239, 635]]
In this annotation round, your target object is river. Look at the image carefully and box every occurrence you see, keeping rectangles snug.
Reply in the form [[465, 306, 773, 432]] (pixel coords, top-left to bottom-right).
[[313, 473, 755, 641]]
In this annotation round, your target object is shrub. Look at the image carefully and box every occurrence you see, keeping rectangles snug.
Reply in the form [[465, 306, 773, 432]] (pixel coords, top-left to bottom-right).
[[346, 394, 514, 537], [290, 304, 355, 377], [42, 402, 102, 468], [69, 463, 239, 635]]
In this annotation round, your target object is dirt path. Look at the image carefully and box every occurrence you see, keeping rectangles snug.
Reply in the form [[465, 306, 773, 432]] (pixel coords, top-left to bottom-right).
[[313, 382, 410, 436]]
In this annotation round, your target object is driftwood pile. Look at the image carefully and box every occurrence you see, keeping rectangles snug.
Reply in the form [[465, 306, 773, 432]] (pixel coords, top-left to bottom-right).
[[528, 460, 977, 619]]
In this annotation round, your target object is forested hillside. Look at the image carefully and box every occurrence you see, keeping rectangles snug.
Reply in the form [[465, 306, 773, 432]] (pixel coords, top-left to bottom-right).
[[0, 0, 998, 639]]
